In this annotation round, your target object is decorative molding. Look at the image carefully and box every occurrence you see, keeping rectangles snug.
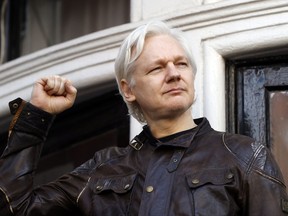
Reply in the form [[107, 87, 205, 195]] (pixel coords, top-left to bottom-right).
[[202, 24, 288, 130]]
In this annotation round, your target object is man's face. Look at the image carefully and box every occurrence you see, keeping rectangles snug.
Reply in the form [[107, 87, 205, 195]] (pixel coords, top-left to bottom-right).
[[122, 34, 195, 122]]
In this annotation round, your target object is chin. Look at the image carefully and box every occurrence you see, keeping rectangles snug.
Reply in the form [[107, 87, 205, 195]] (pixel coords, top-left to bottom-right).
[[167, 103, 191, 114], [168, 98, 192, 109]]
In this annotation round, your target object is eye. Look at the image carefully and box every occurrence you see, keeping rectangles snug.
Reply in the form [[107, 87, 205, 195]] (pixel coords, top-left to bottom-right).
[[176, 61, 188, 67], [148, 66, 162, 74]]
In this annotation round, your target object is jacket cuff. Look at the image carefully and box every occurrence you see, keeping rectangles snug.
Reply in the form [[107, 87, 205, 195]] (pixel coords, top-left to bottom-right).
[[8, 98, 55, 137]]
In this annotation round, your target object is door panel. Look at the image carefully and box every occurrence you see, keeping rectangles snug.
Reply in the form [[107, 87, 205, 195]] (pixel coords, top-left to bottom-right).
[[227, 56, 288, 190]]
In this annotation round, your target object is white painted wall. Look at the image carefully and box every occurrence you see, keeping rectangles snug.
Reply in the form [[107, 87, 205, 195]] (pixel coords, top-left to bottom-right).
[[1, 0, 288, 139]]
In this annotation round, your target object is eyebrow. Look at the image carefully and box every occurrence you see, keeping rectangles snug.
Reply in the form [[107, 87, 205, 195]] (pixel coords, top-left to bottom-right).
[[152, 55, 188, 65]]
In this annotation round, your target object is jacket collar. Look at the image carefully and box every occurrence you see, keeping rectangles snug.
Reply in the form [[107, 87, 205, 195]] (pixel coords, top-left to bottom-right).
[[130, 118, 213, 150]]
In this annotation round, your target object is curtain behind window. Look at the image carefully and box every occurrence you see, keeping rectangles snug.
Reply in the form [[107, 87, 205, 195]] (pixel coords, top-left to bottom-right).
[[20, 0, 130, 57]]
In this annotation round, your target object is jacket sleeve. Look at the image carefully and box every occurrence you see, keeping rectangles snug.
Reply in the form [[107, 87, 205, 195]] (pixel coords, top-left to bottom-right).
[[0, 99, 92, 216], [224, 133, 288, 215], [245, 141, 288, 215]]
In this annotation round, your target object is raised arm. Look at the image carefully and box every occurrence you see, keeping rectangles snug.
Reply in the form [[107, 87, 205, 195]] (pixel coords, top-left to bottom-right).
[[0, 76, 88, 216]]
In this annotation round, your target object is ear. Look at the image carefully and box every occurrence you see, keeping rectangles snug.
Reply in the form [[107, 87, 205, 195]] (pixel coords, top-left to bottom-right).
[[120, 79, 136, 102]]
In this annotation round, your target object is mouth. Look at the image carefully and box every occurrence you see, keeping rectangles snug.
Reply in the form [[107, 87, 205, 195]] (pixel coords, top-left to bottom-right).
[[164, 87, 185, 94]]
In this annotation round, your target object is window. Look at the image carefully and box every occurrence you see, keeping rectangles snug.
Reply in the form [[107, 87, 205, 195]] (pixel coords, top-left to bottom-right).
[[0, 0, 130, 62]]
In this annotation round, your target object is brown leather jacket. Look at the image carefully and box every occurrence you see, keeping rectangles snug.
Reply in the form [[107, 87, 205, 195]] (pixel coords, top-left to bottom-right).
[[0, 99, 288, 216]]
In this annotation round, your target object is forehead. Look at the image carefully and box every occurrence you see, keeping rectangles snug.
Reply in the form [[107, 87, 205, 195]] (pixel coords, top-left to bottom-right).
[[142, 34, 186, 58]]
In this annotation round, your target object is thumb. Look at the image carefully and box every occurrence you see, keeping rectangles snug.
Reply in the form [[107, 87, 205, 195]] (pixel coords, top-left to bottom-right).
[[64, 80, 77, 104]]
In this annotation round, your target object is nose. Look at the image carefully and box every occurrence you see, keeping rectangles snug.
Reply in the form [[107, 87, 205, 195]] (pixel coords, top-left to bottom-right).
[[165, 62, 181, 82]]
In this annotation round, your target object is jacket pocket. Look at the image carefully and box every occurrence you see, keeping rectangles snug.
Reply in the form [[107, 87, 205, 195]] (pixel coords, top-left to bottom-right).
[[186, 168, 235, 189], [185, 168, 239, 216], [92, 172, 137, 194]]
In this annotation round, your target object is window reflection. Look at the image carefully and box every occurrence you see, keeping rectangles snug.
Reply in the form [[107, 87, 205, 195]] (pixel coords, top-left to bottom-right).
[[269, 90, 288, 188]]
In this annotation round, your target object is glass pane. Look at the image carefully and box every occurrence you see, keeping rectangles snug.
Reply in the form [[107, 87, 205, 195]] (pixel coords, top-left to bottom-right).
[[269, 90, 288, 188], [20, 0, 130, 58]]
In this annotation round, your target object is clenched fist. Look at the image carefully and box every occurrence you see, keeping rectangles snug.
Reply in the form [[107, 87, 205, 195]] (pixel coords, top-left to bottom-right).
[[30, 75, 77, 114]]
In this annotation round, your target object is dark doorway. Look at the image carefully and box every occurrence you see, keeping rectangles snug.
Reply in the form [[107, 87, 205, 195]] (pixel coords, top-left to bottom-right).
[[227, 55, 288, 189], [35, 88, 130, 185]]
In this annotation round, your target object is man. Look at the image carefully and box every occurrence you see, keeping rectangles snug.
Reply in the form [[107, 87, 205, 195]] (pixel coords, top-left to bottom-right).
[[0, 21, 287, 215]]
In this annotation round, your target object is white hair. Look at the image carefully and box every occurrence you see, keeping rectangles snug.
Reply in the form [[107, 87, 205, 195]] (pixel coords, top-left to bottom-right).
[[114, 21, 197, 123]]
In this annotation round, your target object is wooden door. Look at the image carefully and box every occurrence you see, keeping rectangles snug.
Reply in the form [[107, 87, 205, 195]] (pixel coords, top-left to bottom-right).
[[227, 56, 288, 188]]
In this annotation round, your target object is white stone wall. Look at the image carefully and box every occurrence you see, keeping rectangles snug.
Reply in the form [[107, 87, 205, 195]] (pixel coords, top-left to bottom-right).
[[131, 0, 224, 22], [1, 0, 288, 139]]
